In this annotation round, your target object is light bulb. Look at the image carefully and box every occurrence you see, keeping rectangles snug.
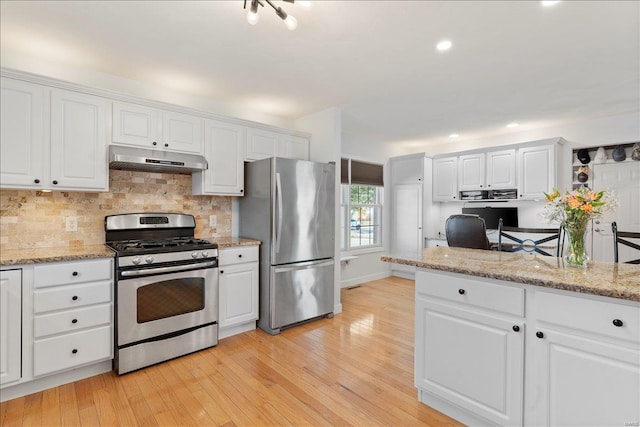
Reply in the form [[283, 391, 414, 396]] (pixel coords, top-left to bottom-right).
[[436, 40, 452, 52], [284, 15, 298, 30], [247, 11, 259, 25]]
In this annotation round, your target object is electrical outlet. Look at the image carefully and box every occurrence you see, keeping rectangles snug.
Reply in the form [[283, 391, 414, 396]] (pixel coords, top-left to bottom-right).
[[209, 215, 217, 227], [66, 216, 78, 232]]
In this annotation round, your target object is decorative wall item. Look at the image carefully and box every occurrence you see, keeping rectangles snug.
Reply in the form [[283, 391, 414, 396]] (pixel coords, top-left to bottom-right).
[[632, 142, 640, 161], [577, 166, 589, 183], [593, 147, 607, 163], [577, 149, 591, 164], [612, 145, 627, 161]]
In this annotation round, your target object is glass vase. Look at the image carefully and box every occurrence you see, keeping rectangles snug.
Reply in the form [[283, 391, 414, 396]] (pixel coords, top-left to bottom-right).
[[564, 225, 589, 268]]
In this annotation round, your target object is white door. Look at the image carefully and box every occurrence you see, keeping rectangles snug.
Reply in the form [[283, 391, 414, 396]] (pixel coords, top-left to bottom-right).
[[518, 145, 555, 200], [196, 119, 244, 195], [392, 183, 423, 255], [112, 102, 159, 148], [50, 90, 108, 191], [161, 111, 203, 154], [0, 78, 45, 189], [219, 263, 259, 328], [591, 162, 640, 262], [433, 157, 458, 201], [458, 153, 485, 191], [0, 269, 22, 386], [486, 149, 516, 189], [415, 298, 524, 426]]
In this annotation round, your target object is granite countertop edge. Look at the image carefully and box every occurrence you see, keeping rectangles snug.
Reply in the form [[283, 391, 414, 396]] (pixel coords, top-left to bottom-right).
[[214, 238, 261, 248], [381, 248, 640, 302]]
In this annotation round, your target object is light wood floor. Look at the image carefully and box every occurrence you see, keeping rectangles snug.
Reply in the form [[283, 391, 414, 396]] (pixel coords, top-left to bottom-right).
[[0, 276, 462, 426]]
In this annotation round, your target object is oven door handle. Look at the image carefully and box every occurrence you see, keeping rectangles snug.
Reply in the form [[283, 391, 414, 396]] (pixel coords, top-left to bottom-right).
[[121, 261, 218, 277]]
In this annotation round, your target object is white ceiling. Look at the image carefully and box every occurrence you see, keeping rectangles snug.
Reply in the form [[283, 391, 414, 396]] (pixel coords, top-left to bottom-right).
[[1, 1, 638, 147]]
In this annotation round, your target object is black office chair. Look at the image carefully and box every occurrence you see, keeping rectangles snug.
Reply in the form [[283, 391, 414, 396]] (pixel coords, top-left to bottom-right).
[[498, 218, 564, 257], [445, 214, 490, 250], [612, 222, 640, 264]]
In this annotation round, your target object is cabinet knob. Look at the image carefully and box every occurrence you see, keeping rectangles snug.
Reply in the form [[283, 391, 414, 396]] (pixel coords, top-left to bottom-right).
[[480, 185, 483, 188], [34, 178, 40, 184], [520, 195, 523, 198], [52, 180, 58, 185], [72, 271, 78, 276], [72, 295, 78, 301], [458, 289, 465, 295], [512, 325, 520, 332], [72, 319, 78, 324], [240, 189, 244, 193], [220, 270, 224, 274], [164, 143, 169, 148], [152, 141, 157, 146], [487, 184, 491, 188], [452, 196, 456, 199], [595, 220, 601, 224], [613, 319, 623, 327], [72, 349, 78, 354], [238, 254, 243, 258], [594, 228, 601, 232], [536, 331, 544, 339]]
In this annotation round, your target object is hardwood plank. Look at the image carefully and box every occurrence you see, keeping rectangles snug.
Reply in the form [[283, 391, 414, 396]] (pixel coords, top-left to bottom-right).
[[2, 276, 463, 427]]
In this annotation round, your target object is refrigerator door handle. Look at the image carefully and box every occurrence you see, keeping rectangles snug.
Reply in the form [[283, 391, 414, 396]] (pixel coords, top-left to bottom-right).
[[273, 259, 335, 273], [275, 172, 283, 254]]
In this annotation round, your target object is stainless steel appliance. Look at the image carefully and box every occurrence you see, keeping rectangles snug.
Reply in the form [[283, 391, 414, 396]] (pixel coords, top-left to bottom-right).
[[109, 145, 207, 174], [239, 157, 335, 335], [105, 213, 218, 374]]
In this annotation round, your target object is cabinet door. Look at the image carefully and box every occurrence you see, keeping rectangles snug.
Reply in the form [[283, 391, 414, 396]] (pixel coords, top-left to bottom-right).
[[518, 145, 555, 200], [161, 111, 203, 154], [392, 183, 423, 255], [0, 269, 22, 386], [458, 153, 485, 191], [245, 127, 279, 160], [112, 102, 159, 148], [415, 298, 524, 426], [486, 149, 516, 189], [50, 90, 108, 191], [219, 262, 259, 328], [278, 134, 309, 160], [391, 154, 424, 184], [194, 119, 244, 195], [0, 78, 45, 189], [531, 328, 639, 427], [433, 157, 458, 201]]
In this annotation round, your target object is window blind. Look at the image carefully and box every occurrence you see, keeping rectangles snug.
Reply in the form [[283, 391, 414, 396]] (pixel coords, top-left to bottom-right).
[[350, 160, 384, 186]]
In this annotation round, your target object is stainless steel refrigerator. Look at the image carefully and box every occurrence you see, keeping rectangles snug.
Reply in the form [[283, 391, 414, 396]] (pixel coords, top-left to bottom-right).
[[239, 157, 335, 335]]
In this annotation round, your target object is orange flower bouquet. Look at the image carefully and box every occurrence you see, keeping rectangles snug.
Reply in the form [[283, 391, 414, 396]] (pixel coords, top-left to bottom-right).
[[544, 187, 617, 267]]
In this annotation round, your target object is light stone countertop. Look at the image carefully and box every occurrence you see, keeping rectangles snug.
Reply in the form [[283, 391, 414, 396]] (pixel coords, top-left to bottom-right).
[[0, 245, 115, 267], [382, 247, 640, 302], [214, 237, 261, 248]]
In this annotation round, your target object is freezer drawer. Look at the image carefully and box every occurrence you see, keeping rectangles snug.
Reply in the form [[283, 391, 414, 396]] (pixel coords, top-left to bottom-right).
[[270, 259, 334, 330]]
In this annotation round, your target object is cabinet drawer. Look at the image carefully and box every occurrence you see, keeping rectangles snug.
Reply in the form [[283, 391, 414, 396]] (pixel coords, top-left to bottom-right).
[[536, 291, 640, 343], [34, 304, 112, 338], [33, 326, 112, 377], [34, 281, 112, 314], [34, 259, 112, 288], [416, 270, 524, 317], [219, 246, 259, 266]]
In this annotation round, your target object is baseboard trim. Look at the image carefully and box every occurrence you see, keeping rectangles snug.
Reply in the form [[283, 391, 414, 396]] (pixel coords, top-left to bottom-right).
[[340, 271, 391, 288]]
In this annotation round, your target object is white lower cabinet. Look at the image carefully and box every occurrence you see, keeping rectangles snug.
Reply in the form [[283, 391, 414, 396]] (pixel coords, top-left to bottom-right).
[[218, 246, 259, 339], [0, 269, 22, 386], [415, 269, 640, 427]]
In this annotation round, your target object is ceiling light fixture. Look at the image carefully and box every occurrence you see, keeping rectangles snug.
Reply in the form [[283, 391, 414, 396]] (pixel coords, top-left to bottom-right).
[[449, 133, 460, 138], [436, 40, 453, 52], [507, 122, 520, 128], [541, 1, 561, 7], [244, 0, 299, 30]]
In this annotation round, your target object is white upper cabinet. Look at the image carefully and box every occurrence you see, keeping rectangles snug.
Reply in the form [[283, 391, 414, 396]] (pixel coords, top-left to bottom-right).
[[50, 90, 109, 191], [193, 119, 245, 196], [518, 144, 555, 200], [0, 78, 108, 192], [245, 126, 309, 161], [486, 149, 516, 189], [112, 102, 202, 154], [0, 78, 45, 189], [433, 157, 458, 201], [458, 153, 485, 191], [278, 134, 310, 161]]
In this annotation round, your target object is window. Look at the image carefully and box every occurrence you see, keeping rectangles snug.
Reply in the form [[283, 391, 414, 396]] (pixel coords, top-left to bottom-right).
[[340, 158, 384, 251]]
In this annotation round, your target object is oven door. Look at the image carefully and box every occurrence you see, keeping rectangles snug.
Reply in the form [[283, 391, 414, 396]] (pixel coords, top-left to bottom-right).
[[117, 266, 218, 346]]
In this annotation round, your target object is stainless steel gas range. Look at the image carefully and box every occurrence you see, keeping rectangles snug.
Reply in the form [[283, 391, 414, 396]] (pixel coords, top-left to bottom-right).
[[105, 213, 218, 374]]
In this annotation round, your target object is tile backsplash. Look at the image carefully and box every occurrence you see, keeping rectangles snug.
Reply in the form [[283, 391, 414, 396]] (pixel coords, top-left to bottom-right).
[[0, 170, 232, 250]]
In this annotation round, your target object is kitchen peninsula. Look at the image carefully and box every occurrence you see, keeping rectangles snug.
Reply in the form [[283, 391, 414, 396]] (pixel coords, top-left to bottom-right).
[[382, 248, 640, 427]]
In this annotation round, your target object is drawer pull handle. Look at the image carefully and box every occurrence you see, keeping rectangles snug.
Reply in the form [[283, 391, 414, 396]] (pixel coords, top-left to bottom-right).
[[72, 296, 78, 301], [72, 349, 78, 354], [613, 319, 624, 327], [458, 289, 465, 295], [72, 319, 78, 324], [536, 331, 544, 339], [512, 325, 520, 332], [72, 271, 78, 276]]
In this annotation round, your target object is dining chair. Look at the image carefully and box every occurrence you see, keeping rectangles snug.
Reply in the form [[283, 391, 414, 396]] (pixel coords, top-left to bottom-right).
[[498, 218, 564, 257], [612, 222, 640, 264], [445, 214, 491, 250]]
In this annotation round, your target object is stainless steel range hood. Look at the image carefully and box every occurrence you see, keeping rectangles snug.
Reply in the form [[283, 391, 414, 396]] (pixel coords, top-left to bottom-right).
[[109, 145, 207, 174]]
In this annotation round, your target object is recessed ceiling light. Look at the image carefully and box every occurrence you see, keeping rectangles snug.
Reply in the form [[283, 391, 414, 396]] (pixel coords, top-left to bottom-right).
[[541, 1, 561, 7], [449, 133, 459, 138], [436, 40, 452, 52], [507, 123, 520, 128]]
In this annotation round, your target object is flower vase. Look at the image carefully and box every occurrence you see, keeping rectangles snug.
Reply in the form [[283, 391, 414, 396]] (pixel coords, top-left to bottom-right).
[[564, 226, 589, 268]]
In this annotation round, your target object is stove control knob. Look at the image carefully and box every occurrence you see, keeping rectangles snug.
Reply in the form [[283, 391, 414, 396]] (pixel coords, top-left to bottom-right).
[[192, 252, 200, 259], [202, 251, 209, 258], [132, 257, 141, 265], [145, 256, 154, 264]]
